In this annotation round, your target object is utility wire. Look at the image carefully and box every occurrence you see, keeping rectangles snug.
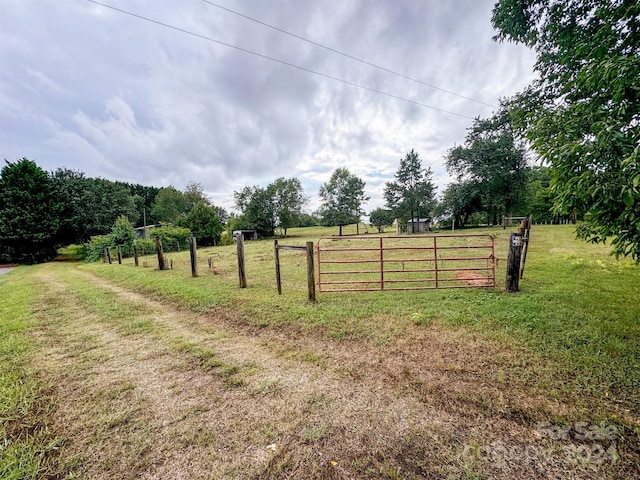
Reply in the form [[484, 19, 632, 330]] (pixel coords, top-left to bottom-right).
[[86, 0, 476, 120], [202, 0, 497, 109]]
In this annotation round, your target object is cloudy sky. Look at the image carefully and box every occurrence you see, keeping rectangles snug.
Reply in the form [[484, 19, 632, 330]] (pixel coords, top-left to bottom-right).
[[0, 0, 537, 214]]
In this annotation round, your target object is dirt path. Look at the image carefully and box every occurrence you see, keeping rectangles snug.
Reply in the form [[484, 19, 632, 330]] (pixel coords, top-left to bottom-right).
[[30, 264, 630, 479]]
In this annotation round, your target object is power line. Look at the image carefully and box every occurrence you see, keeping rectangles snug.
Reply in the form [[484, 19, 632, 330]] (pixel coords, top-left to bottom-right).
[[201, 0, 497, 109], [85, 0, 476, 120]]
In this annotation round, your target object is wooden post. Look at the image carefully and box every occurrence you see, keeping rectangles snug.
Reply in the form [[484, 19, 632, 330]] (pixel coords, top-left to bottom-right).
[[189, 236, 198, 277], [155, 236, 166, 270], [117, 245, 122, 264], [133, 242, 139, 267], [105, 247, 112, 264], [519, 216, 531, 279], [236, 233, 247, 288], [506, 233, 523, 292], [103, 247, 107, 263], [306, 241, 316, 303], [274, 240, 282, 295]]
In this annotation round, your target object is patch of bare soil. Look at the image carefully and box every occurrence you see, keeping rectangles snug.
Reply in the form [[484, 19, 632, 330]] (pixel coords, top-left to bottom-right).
[[30, 265, 637, 479], [455, 270, 494, 286]]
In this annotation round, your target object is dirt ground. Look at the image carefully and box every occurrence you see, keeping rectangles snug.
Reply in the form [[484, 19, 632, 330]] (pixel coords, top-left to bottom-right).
[[29, 264, 636, 479]]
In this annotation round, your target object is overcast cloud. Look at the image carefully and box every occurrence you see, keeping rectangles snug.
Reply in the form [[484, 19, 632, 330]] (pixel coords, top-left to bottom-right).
[[0, 0, 537, 214]]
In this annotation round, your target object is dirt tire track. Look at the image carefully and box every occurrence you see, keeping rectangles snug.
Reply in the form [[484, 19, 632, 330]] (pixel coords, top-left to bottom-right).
[[30, 265, 630, 479]]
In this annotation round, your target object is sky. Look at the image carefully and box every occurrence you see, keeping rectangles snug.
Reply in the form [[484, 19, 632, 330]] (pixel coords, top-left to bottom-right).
[[0, 0, 538, 215]]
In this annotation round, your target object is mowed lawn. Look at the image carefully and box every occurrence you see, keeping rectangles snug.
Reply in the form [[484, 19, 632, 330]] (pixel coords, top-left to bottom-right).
[[1, 224, 639, 479]]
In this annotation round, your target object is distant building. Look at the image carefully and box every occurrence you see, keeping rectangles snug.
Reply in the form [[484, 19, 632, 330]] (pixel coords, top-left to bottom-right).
[[233, 230, 258, 241], [407, 218, 430, 233]]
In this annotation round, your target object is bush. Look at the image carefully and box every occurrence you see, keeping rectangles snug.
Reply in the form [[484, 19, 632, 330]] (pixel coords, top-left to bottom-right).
[[85, 234, 115, 262], [148, 226, 192, 252]]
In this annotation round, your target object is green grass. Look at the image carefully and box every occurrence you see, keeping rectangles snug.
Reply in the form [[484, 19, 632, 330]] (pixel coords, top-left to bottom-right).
[[81, 224, 640, 410], [0, 266, 59, 480]]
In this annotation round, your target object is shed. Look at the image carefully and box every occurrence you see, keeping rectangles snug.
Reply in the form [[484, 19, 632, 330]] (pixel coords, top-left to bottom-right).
[[233, 230, 258, 241], [407, 218, 430, 233]]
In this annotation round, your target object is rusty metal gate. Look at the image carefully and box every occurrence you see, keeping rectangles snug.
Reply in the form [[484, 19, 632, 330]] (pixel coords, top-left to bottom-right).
[[317, 234, 495, 292]]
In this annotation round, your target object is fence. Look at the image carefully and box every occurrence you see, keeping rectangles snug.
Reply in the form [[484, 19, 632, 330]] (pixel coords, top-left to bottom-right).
[[317, 234, 495, 292]]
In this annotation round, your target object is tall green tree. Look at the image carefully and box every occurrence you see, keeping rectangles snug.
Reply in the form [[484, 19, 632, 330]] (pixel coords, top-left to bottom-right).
[[178, 201, 223, 246], [269, 177, 307, 237], [0, 158, 62, 264], [384, 150, 436, 232], [492, 0, 640, 261], [437, 181, 484, 228], [318, 168, 369, 235], [234, 178, 307, 237], [445, 105, 528, 225], [152, 186, 188, 224], [369, 207, 394, 233]]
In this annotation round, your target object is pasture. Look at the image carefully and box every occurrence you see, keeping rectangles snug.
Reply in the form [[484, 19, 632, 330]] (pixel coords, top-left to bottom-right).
[[1, 224, 639, 479]]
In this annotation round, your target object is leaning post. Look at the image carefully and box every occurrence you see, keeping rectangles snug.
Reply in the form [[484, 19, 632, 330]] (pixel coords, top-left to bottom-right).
[[133, 240, 139, 267], [506, 233, 523, 292], [117, 245, 122, 264], [155, 236, 167, 270]]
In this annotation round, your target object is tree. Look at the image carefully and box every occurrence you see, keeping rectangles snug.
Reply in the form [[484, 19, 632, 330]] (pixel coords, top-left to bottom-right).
[[369, 207, 394, 233], [183, 181, 211, 211], [152, 186, 188, 224], [437, 181, 484, 228], [269, 177, 308, 237], [383, 150, 436, 232], [492, 0, 640, 261], [318, 168, 369, 235], [234, 185, 275, 237], [445, 104, 528, 225], [0, 158, 62, 264], [111, 215, 136, 256], [234, 178, 307, 237], [178, 201, 223, 246]]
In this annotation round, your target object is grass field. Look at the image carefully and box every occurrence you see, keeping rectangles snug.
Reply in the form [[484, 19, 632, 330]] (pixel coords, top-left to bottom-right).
[[1, 224, 638, 479]]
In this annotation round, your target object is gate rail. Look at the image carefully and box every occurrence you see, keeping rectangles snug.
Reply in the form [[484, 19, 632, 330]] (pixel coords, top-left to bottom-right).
[[317, 234, 495, 292]]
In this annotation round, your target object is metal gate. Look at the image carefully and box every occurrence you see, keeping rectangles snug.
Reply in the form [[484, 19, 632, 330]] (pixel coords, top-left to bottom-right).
[[317, 234, 495, 292]]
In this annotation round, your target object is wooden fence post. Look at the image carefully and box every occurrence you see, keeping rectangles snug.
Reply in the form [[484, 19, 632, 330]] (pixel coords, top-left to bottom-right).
[[274, 239, 282, 295], [155, 236, 167, 270], [133, 241, 139, 267], [189, 237, 198, 277], [105, 247, 112, 264], [506, 233, 523, 292], [117, 245, 122, 264], [236, 233, 247, 288], [518, 216, 531, 279], [306, 241, 316, 303]]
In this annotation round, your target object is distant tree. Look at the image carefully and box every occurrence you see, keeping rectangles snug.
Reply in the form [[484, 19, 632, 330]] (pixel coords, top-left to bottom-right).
[[127, 183, 160, 226], [384, 150, 436, 232], [0, 158, 62, 264], [184, 181, 211, 211], [437, 181, 484, 228], [212, 205, 229, 226], [234, 178, 307, 237], [445, 105, 528, 225], [51, 167, 91, 245], [295, 213, 320, 228], [178, 201, 223, 246], [152, 186, 188, 224], [318, 168, 369, 235], [369, 207, 394, 233], [234, 185, 275, 237], [492, 0, 640, 261], [270, 177, 308, 237]]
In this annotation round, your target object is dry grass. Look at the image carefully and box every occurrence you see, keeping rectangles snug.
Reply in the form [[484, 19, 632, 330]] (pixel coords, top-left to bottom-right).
[[17, 262, 636, 479]]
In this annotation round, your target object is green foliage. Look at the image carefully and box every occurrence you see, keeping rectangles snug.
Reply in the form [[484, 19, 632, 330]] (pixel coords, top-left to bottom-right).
[[111, 216, 136, 257], [318, 168, 369, 229], [384, 150, 436, 229], [445, 104, 528, 225], [0, 158, 62, 264], [85, 234, 115, 263], [178, 201, 223, 246], [368, 208, 394, 232], [492, 0, 640, 261], [152, 186, 188, 224], [149, 226, 192, 251], [234, 178, 307, 237]]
